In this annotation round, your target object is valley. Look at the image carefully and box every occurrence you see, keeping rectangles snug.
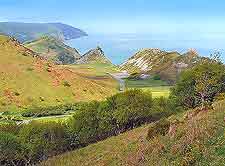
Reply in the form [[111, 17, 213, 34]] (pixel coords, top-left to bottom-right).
[[0, 21, 224, 166]]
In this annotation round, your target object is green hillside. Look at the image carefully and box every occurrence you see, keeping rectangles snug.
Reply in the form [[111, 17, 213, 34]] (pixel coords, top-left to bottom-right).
[[120, 49, 201, 84], [0, 35, 118, 112], [41, 100, 225, 166], [77, 46, 112, 64], [25, 36, 81, 64]]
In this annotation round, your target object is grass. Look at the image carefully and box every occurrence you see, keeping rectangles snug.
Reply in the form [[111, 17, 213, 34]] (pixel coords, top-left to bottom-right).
[[125, 77, 172, 98], [139, 86, 172, 98], [0, 35, 118, 114], [66, 63, 120, 76], [41, 100, 225, 166], [125, 77, 168, 88]]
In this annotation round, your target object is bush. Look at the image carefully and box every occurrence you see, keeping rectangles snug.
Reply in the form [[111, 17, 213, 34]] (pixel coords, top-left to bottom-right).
[[153, 74, 161, 80], [19, 121, 68, 162], [68, 101, 100, 145], [106, 89, 153, 131], [0, 89, 180, 165], [62, 81, 71, 87], [0, 132, 26, 165], [22, 104, 77, 117]]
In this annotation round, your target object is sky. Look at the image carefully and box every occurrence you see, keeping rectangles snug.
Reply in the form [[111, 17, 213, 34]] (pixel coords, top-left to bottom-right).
[[1, 0, 225, 37], [1, 0, 225, 63]]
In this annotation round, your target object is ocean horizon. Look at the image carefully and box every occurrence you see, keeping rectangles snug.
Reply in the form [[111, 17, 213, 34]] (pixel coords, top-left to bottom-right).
[[66, 33, 225, 65]]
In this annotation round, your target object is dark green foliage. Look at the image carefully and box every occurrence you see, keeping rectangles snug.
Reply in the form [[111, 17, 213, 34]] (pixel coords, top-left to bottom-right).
[[19, 122, 68, 162], [22, 104, 77, 117], [0, 132, 26, 166], [170, 61, 225, 109], [62, 80, 71, 87], [0, 90, 179, 165], [128, 72, 141, 80], [67, 89, 176, 146], [108, 89, 153, 129], [153, 74, 161, 80], [68, 101, 100, 145]]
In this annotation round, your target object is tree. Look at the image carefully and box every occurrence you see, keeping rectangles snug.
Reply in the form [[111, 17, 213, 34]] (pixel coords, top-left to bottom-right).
[[171, 59, 225, 109]]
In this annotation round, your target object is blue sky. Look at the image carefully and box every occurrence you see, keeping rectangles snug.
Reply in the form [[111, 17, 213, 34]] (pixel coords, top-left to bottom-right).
[[1, 0, 225, 62], [1, 0, 225, 37]]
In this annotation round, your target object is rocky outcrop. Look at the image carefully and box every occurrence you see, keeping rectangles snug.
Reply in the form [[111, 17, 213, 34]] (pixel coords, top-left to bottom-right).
[[120, 48, 202, 84], [77, 46, 112, 64]]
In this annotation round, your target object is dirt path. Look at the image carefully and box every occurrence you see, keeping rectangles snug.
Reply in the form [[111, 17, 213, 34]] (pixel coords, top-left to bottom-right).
[[108, 71, 129, 91], [16, 115, 71, 125]]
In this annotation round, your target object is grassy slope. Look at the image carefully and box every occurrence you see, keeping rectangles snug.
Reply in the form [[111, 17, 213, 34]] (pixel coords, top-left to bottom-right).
[[25, 37, 80, 64], [121, 49, 200, 84], [0, 35, 118, 112], [42, 100, 225, 166]]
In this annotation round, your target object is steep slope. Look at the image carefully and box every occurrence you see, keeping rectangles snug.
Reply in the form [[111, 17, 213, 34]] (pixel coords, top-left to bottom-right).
[[120, 48, 201, 84], [77, 46, 112, 64], [41, 100, 225, 166], [0, 35, 117, 112], [0, 22, 87, 42], [25, 36, 81, 64]]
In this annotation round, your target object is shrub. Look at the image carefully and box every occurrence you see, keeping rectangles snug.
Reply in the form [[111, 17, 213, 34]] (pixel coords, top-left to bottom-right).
[[109, 89, 153, 131], [62, 81, 71, 87], [68, 101, 100, 145], [26, 67, 34, 71], [21, 104, 76, 117], [0, 132, 26, 165], [153, 74, 161, 80], [19, 121, 68, 162]]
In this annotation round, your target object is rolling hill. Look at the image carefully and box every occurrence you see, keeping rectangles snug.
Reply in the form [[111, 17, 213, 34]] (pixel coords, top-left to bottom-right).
[[25, 36, 81, 64], [77, 46, 112, 64], [0, 22, 87, 42], [41, 100, 225, 166], [120, 48, 201, 84], [0, 35, 118, 112]]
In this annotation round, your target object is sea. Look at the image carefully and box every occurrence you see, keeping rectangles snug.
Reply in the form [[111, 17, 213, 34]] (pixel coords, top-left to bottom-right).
[[66, 33, 225, 65]]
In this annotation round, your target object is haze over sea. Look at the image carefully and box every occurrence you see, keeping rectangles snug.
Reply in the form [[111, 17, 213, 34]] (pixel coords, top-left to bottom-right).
[[67, 33, 225, 65]]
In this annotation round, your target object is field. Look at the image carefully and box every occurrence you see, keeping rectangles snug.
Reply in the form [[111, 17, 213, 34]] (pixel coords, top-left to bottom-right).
[[41, 100, 225, 166], [125, 77, 172, 98], [139, 86, 172, 98], [67, 63, 120, 76]]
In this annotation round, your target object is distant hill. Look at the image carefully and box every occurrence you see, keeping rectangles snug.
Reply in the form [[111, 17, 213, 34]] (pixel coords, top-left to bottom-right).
[[120, 48, 202, 84], [0, 22, 87, 42], [77, 46, 112, 64], [25, 36, 81, 64], [0, 35, 117, 111]]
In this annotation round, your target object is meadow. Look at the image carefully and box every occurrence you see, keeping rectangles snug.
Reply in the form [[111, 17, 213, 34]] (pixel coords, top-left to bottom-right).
[[125, 77, 172, 98]]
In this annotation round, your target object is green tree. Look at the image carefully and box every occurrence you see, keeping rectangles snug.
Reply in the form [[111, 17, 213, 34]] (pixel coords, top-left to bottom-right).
[[171, 60, 225, 109]]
